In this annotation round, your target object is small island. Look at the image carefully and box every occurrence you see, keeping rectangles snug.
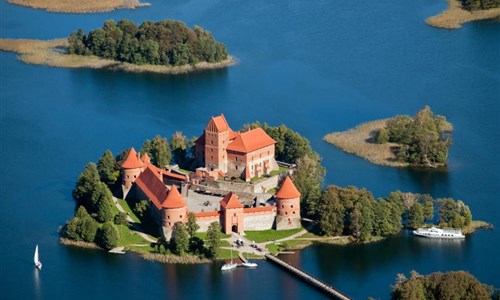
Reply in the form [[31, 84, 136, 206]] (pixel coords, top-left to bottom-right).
[[60, 114, 490, 266], [426, 0, 500, 29], [0, 20, 234, 75], [324, 106, 453, 168], [8, 0, 150, 14]]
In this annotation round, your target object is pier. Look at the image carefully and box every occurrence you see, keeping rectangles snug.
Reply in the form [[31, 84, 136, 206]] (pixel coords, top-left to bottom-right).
[[265, 254, 351, 300]]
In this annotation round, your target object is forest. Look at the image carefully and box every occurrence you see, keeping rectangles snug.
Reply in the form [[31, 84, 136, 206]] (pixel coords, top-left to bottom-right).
[[68, 19, 228, 66], [462, 0, 500, 10]]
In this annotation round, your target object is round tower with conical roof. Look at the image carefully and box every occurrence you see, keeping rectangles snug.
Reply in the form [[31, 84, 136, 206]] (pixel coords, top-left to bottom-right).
[[121, 147, 145, 189], [275, 176, 302, 230], [161, 185, 188, 240]]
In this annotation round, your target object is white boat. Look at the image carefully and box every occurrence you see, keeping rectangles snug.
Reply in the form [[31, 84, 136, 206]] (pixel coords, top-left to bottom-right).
[[242, 262, 258, 268], [221, 247, 237, 271], [413, 226, 465, 239], [34, 245, 42, 270]]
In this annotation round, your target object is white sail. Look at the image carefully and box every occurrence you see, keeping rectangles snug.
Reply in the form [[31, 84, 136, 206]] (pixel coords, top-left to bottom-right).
[[34, 245, 39, 264]]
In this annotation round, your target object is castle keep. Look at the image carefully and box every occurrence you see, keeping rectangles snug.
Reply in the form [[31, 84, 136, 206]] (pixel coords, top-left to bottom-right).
[[122, 115, 302, 240]]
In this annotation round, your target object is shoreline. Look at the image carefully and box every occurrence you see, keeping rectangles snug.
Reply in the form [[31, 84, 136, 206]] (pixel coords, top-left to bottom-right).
[[323, 119, 409, 168], [8, 0, 151, 14], [426, 0, 500, 29], [0, 38, 236, 75]]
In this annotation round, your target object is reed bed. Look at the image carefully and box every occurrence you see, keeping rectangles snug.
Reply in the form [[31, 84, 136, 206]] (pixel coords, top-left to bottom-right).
[[8, 0, 150, 13], [0, 38, 235, 75], [59, 238, 101, 250], [141, 253, 211, 264], [426, 0, 500, 29], [323, 119, 408, 167]]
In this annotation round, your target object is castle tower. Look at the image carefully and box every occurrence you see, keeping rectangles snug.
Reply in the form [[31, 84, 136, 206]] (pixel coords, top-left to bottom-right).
[[220, 192, 244, 234], [275, 176, 302, 230], [204, 114, 231, 173], [161, 185, 188, 240], [121, 147, 145, 189]]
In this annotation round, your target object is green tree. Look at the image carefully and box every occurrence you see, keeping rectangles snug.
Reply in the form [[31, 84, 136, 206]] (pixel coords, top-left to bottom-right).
[[186, 212, 200, 237], [206, 222, 221, 259], [97, 222, 119, 250], [376, 128, 389, 144], [79, 216, 99, 242], [142, 136, 171, 167], [318, 186, 345, 236], [97, 150, 119, 185], [72, 163, 100, 209], [90, 182, 115, 222], [64, 217, 81, 240], [294, 153, 325, 217], [407, 202, 425, 229], [134, 200, 150, 219], [171, 223, 190, 255], [114, 212, 128, 226], [171, 131, 187, 165]]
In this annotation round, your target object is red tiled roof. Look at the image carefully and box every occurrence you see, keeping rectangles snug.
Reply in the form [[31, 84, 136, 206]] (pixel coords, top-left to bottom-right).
[[220, 192, 243, 209], [122, 148, 145, 169], [276, 176, 301, 199], [194, 211, 220, 218], [211, 114, 230, 132], [162, 186, 186, 209], [162, 170, 188, 181], [141, 152, 151, 164], [135, 166, 167, 211], [244, 206, 275, 213], [229, 130, 239, 140], [227, 128, 276, 153]]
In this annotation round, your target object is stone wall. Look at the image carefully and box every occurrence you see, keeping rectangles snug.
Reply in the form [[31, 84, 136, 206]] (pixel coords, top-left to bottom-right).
[[243, 209, 276, 231], [196, 217, 219, 232]]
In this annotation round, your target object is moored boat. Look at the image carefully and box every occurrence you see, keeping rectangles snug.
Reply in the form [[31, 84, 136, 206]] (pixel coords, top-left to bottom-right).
[[413, 226, 465, 239], [221, 247, 237, 271], [242, 262, 258, 268], [34, 245, 42, 270]]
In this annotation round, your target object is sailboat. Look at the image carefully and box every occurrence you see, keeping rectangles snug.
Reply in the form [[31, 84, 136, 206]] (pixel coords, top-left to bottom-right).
[[34, 245, 42, 270], [221, 247, 237, 271]]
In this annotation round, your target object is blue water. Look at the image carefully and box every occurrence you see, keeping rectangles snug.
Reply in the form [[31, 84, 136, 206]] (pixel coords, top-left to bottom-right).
[[1, 0, 499, 299]]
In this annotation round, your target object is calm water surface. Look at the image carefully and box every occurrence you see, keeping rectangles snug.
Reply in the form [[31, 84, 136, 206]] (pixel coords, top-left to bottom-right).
[[1, 0, 499, 299]]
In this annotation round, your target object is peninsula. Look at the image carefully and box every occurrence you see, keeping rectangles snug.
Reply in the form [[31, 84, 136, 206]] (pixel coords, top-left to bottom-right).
[[426, 0, 500, 29], [0, 20, 234, 75], [324, 106, 453, 168], [8, 0, 150, 14]]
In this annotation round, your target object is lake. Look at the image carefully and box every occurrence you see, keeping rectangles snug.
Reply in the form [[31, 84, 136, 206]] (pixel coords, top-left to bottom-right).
[[0, 0, 499, 299]]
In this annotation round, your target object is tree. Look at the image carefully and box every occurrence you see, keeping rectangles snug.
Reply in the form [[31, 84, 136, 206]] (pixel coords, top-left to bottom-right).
[[134, 200, 150, 219], [97, 222, 119, 250], [79, 216, 99, 242], [391, 271, 491, 300], [72, 163, 100, 209], [142, 136, 171, 167], [97, 150, 119, 185], [114, 212, 128, 226], [293, 153, 325, 217], [171, 131, 187, 165], [186, 212, 200, 237], [318, 186, 345, 236], [64, 217, 81, 240], [171, 223, 190, 255], [64, 206, 98, 242], [206, 222, 221, 259], [91, 182, 115, 222], [376, 128, 389, 144], [407, 202, 425, 229]]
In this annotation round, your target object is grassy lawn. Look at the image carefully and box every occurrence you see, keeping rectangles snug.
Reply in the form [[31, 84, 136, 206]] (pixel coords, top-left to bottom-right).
[[220, 240, 231, 247], [194, 232, 231, 241], [244, 228, 303, 243], [270, 166, 289, 176], [116, 198, 140, 223], [116, 224, 151, 247], [217, 248, 233, 259], [297, 231, 322, 239], [126, 245, 154, 254], [178, 168, 192, 174]]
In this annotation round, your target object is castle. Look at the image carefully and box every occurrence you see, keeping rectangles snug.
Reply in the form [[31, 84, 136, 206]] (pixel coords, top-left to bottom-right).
[[121, 115, 302, 240]]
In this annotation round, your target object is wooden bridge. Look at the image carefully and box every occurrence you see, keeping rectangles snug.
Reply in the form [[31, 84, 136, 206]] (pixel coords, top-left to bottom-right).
[[265, 254, 351, 300]]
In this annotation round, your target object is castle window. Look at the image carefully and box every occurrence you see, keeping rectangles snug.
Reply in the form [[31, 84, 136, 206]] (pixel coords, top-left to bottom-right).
[[168, 215, 170, 219], [282, 205, 284, 208], [134, 175, 137, 178], [293, 211, 296, 214], [268, 151, 270, 155], [291, 205, 293, 208], [211, 156, 213, 159], [168, 222, 171, 226], [127, 175, 130, 178], [211, 140, 213, 145], [285, 212, 288, 215], [180, 215, 182, 218], [234, 213, 236, 217], [236, 157, 238, 161], [235, 166, 238, 170]]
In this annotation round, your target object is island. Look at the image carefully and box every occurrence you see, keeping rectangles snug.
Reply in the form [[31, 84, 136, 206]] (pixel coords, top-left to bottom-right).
[[60, 114, 490, 264], [8, 0, 150, 14], [323, 106, 453, 168], [426, 0, 500, 29], [0, 20, 235, 75]]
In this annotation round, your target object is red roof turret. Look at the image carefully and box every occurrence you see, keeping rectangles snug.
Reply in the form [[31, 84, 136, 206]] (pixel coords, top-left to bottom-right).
[[276, 176, 301, 199], [220, 192, 243, 209], [122, 148, 145, 169], [162, 186, 186, 209]]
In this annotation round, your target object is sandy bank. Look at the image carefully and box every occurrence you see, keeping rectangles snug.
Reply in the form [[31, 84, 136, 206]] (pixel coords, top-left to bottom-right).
[[323, 119, 409, 167], [8, 0, 150, 13], [0, 38, 235, 75], [426, 0, 500, 29]]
